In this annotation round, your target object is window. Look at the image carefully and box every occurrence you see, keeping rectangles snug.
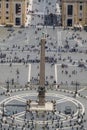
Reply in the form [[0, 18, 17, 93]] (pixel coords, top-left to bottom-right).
[[6, 11, 9, 14], [80, 5, 82, 10], [6, 17, 9, 19], [15, 4, 21, 15], [67, 5, 73, 16], [79, 18, 82, 21], [6, 3, 9, 8], [15, 18, 21, 25]]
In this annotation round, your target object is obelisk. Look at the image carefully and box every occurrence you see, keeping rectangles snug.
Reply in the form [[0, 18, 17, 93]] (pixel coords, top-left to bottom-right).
[[26, 33, 53, 112], [38, 33, 46, 106]]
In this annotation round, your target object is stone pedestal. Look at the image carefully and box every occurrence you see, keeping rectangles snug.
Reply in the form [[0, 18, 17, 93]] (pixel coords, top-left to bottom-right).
[[26, 101, 53, 111]]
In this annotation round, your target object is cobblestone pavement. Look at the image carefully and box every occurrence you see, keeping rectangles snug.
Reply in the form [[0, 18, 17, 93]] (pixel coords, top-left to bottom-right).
[[0, 0, 86, 129]]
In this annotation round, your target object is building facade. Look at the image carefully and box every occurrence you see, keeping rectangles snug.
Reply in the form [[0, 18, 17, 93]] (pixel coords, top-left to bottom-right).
[[0, 0, 28, 26], [62, 0, 87, 27]]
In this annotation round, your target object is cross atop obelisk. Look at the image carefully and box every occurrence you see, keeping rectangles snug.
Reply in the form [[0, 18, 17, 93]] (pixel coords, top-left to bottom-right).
[[38, 33, 46, 106]]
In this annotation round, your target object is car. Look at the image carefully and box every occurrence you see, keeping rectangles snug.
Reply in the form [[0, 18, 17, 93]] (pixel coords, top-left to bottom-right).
[[64, 106, 72, 114]]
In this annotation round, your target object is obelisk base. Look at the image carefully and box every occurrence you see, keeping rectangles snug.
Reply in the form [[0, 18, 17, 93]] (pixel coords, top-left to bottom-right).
[[26, 101, 53, 112]]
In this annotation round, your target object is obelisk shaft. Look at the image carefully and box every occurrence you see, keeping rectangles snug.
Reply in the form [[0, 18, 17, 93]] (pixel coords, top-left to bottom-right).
[[40, 38, 45, 86], [38, 37, 46, 106]]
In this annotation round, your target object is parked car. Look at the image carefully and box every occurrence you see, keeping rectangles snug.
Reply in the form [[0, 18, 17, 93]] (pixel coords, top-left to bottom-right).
[[64, 106, 71, 114]]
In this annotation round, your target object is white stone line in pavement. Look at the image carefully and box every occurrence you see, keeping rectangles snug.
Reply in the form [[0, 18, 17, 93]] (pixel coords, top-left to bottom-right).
[[56, 97, 68, 104], [57, 30, 62, 47], [60, 112, 71, 119], [0, 92, 85, 125], [0, 95, 26, 105], [47, 92, 85, 117], [63, 100, 85, 123], [58, 98, 82, 119], [4, 97, 17, 105], [28, 64, 31, 83], [56, 97, 82, 120], [15, 118, 24, 123], [58, 96, 84, 118], [0, 86, 6, 90], [13, 92, 85, 116], [14, 96, 26, 103], [46, 93, 66, 99], [2, 121, 22, 129], [4, 96, 26, 105], [78, 87, 86, 92], [0, 96, 12, 105], [14, 117, 24, 123], [17, 93, 37, 98], [55, 111, 66, 119], [14, 111, 25, 118], [0, 63, 28, 66], [56, 125, 82, 130]]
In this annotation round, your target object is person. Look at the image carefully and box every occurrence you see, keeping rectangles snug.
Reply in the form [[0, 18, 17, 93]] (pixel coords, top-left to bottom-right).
[[53, 24, 55, 29]]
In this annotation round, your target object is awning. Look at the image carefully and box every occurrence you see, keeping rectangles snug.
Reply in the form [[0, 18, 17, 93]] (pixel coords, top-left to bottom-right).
[[74, 24, 83, 29], [79, 24, 83, 29]]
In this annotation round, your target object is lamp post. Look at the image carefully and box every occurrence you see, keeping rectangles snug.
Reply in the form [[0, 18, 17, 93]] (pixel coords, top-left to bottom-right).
[[74, 81, 79, 97], [6, 80, 9, 92]]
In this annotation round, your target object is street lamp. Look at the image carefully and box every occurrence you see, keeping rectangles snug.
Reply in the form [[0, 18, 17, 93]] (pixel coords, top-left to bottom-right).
[[74, 81, 79, 97], [6, 80, 9, 92]]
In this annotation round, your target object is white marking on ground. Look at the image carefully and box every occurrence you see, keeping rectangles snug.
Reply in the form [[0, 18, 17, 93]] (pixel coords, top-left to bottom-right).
[[0, 86, 6, 90], [28, 64, 31, 83], [15, 96, 26, 103], [56, 97, 68, 104], [57, 30, 62, 46], [14, 111, 25, 118], [78, 87, 86, 92]]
